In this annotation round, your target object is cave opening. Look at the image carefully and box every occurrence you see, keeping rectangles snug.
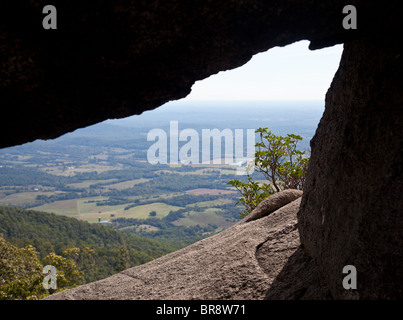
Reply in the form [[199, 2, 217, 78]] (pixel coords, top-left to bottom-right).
[[0, 39, 343, 286], [0, 39, 343, 223]]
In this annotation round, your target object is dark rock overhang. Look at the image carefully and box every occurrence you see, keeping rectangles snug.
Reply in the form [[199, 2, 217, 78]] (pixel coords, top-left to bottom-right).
[[0, 0, 399, 149]]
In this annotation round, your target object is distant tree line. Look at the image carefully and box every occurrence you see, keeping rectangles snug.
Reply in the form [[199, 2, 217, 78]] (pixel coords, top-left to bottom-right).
[[0, 166, 68, 187], [124, 194, 222, 210]]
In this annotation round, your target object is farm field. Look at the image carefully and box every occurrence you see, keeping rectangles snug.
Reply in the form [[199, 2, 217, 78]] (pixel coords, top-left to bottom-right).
[[32, 197, 183, 223], [0, 119, 250, 251], [103, 178, 151, 190], [0, 191, 59, 207], [173, 207, 233, 228], [0, 135, 245, 244], [185, 188, 237, 195], [43, 163, 124, 176], [67, 179, 118, 189], [32, 196, 108, 217]]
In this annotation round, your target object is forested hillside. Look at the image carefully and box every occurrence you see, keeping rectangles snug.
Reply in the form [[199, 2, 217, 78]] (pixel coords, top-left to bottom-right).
[[0, 206, 175, 283]]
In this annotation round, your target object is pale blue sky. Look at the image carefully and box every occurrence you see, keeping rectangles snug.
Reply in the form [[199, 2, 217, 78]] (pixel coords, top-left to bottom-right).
[[184, 40, 343, 101]]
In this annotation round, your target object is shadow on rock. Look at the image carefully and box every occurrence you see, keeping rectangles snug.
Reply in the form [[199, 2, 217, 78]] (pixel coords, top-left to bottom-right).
[[265, 246, 332, 300]]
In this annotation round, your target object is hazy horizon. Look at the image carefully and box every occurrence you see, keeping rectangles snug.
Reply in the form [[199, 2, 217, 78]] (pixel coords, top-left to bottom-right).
[[2, 100, 324, 154]]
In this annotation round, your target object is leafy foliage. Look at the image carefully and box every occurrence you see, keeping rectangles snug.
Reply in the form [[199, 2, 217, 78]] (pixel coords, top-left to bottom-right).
[[227, 176, 274, 217], [0, 235, 95, 300], [254, 128, 309, 191], [0, 206, 175, 284], [228, 127, 309, 217]]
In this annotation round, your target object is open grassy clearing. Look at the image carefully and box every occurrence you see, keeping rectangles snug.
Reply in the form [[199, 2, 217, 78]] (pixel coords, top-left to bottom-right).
[[67, 179, 118, 189], [15, 155, 33, 161], [120, 224, 160, 232], [0, 191, 60, 206], [185, 188, 237, 195], [88, 152, 109, 160], [187, 161, 241, 169], [31, 198, 92, 217], [186, 198, 234, 208], [103, 178, 150, 190], [0, 189, 15, 198], [41, 163, 123, 176], [173, 207, 233, 228], [120, 202, 182, 219], [114, 153, 136, 160], [32, 197, 183, 223], [30, 196, 122, 218], [155, 167, 237, 176], [118, 192, 182, 206], [125, 192, 183, 202], [82, 202, 182, 223], [219, 169, 239, 175]]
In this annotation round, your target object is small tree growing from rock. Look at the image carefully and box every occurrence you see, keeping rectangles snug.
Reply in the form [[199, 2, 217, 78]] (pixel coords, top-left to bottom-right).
[[228, 127, 309, 217]]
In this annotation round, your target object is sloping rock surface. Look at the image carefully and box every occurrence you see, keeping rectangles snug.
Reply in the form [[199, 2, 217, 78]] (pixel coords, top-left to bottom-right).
[[46, 191, 323, 300], [242, 189, 302, 223]]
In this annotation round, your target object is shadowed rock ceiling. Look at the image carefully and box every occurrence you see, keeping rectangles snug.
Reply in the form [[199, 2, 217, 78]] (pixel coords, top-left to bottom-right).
[[0, 0, 398, 148]]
